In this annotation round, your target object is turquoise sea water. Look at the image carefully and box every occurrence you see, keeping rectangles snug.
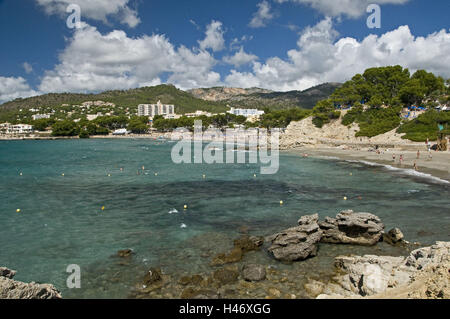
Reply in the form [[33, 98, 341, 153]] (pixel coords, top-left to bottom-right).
[[0, 139, 449, 298]]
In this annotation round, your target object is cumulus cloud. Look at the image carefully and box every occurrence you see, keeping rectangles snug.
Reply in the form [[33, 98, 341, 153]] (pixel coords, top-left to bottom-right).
[[36, 0, 140, 28], [0, 76, 39, 104], [198, 20, 225, 52], [38, 24, 221, 93], [249, 1, 274, 28], [275, 0, 409, 18], [226, 18, 450, 91], [223, 47, 258, 68]]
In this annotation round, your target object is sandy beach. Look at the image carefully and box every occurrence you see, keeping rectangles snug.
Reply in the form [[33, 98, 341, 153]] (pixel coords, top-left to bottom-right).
[[287, 145, 450, 182]]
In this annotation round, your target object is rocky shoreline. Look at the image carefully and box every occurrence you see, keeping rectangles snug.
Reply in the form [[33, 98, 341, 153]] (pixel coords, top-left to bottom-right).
[[127, 210, 448, 299], [2, 210, 448, 299], [0, 267, 62, 299]]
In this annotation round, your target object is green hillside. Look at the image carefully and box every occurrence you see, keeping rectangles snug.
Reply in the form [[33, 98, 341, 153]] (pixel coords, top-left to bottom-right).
[[0, 84, 228, 122]]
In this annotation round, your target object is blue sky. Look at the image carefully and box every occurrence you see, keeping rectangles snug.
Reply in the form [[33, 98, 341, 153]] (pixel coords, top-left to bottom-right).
[[0, 0, 449, 103]]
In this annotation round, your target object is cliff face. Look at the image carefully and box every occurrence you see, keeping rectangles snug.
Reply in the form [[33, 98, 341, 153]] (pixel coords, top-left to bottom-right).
[[189, 83, 342, 109], [188, 87, 273, 102], [0, 267, 62, 299], [280, 112, 410, 149]]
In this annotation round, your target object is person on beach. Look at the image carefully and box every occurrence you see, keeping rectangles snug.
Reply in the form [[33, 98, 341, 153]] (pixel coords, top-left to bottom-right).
[[417, 150, 420, 159], [426, 138, 431, 152], [399, 154, 404, 165], [428, 151, 433, 161], [392, 154, 396, 162], [413, 161, 419, 171]]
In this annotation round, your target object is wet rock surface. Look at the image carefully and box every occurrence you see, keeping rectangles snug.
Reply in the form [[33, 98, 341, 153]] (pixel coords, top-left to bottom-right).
[[0, 267, 62, 299], [383, 228, 406, 246], [0, 267, 16, 279], [319, 210, 384, 246], [266, 214, 322, 261]]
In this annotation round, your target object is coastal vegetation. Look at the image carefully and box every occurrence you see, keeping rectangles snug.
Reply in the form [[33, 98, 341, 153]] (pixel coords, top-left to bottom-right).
[[51, 116, 149, 137], [397, 109, 450, 141], [0, 85, 227, 123], [312, 66, 449, 140], [151, 108, 311, 132]]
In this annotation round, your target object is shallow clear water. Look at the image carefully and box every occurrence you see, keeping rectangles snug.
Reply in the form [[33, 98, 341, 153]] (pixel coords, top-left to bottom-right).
[[0, 139, 449, 298]]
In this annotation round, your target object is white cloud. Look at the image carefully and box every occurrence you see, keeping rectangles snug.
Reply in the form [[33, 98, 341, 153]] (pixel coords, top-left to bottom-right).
[[198, 20, 226, 52], [230, 35, 253, 50], [249, 1, 274, 28], [275, 0, 409, 18], [38, 24, 221, 93], [0, 76, 39, 104], [36, 0, 140, 28], [23, 62, 33, 74], [223, 47, 258, 68], [226, 18, 450, 91]]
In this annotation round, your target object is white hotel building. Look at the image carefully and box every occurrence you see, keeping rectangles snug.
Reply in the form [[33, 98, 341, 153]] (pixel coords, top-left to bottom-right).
[[227, 107, 265, 117], [138, 100, 175, 118]]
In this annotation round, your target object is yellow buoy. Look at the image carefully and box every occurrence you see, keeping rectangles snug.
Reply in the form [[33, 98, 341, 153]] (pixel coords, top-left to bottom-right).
[[202, 174, 206, 179], [154, 173, 158, 176], [101, 206, 105, 211], [108, 174, 111, 177], [349, 173, 353, 176], [343, 196, 348, 201], [16, 209, 21, 213], [19, 172, 23, 176], [253, 174, 257, 178], [280, 200, 284, 205], [61, 173, 65, 176], [184, 205, 188, 210]]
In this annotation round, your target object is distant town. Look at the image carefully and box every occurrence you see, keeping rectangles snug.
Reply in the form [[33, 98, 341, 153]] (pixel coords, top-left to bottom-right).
[[0, 99, 269, 138]]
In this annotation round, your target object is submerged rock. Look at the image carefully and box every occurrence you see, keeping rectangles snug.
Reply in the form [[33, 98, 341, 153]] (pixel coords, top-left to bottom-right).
[[266, 214, 322, 262], [178, 274, 204, 286], [180, 287, 220, 299], [211, 235, 264, 266], [213, 267, 239, 285], [319, 210, 384, 246], [233, 235, 264, 252], [117, 249, 135, 258], [242, 264, 266, 282], [0, 267, 62, 299], [143, 267, 162, 286], [211, 247, 243, 266]]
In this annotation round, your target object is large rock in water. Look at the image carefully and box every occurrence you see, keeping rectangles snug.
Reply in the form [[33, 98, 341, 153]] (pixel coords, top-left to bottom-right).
[[319, 210, 384, 246], [0, 267, 62, 299], [266, 214, 322, 262]]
